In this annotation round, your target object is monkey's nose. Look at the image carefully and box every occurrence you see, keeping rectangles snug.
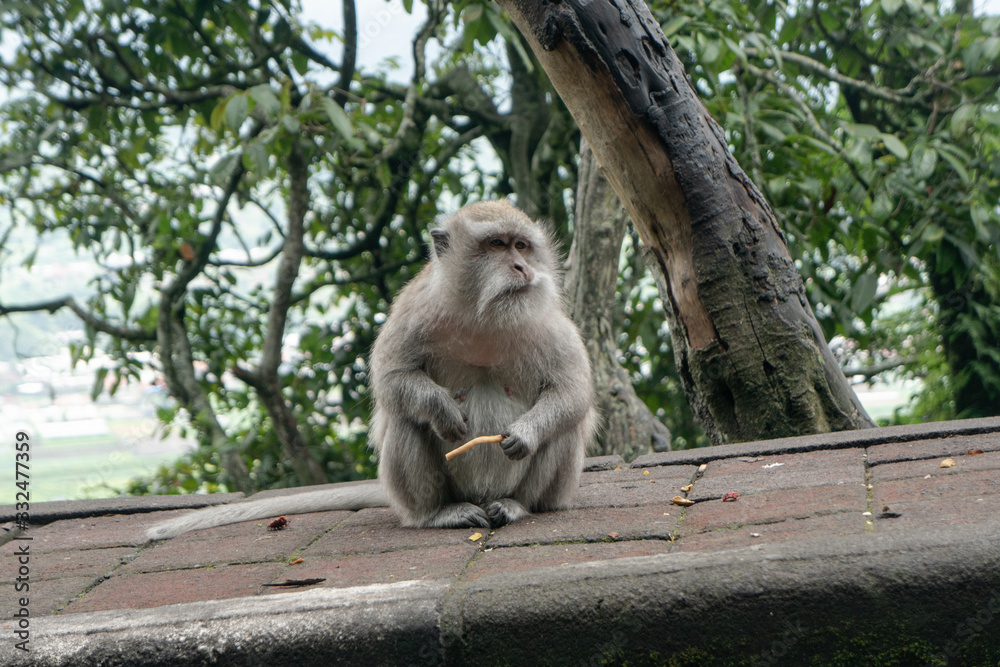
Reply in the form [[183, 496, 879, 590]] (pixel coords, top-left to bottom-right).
[[514, 263, 535, 282]]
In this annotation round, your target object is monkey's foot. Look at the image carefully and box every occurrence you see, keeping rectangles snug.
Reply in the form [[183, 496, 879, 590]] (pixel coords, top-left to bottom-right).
[[425, 502, 490, 529], [486, 498, 529, 527]]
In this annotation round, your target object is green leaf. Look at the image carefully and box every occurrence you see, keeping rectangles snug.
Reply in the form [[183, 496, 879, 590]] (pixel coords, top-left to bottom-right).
[[292, 52, 309, 75], [911, 145, 937, 180], [210, 98, 228, 132], [950, 104, 976, 136], [91, 367, 109, 402], [881, 0, 902, 14], [225, 92, 249, 131], [242, 141, 269, 175], [701, 39, 721, 64], [938, 146, 970, 184], [663, 16, 692, 38], [322, 98, 353, 139], [922, 223, 945, 243], [210, 151, 240, 185], [249, 85, 281, 121], [723, 37, 747, 62], [851, 271, 879, 312], [880, 133, 909, 159], [845, 123, 881, 139]]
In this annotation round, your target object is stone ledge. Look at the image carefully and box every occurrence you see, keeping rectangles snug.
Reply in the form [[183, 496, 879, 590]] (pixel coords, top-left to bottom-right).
[[0, 493, 246, 526], [631, 415, 1000, 467], [5, 522, 998, 666], [2, 417, 999, 665]]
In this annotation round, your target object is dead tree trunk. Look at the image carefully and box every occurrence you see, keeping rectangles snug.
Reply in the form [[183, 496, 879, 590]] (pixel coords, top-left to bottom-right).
[[566, 139, 671, 458], [498, 0, 875, 443]]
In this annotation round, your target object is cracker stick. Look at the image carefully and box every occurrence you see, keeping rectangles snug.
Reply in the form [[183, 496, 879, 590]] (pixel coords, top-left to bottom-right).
[[446, 434, 504, 460]]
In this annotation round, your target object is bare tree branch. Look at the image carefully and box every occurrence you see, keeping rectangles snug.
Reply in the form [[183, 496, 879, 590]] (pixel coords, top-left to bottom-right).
[[744, 48, 927, 106], [0, 296, 155, 342], [335, 0, 358, 107], [235, 141, 327, 486], [843, 357, 917, 380]]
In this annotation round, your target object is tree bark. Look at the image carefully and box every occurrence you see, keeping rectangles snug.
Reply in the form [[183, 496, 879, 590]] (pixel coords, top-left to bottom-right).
[[234, 142, 328, 486], [497, 0, 876, 443], [566, 139, 671, 458]]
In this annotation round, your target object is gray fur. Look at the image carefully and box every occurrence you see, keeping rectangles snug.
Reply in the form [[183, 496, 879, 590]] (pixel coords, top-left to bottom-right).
[[146, 200, 595, 541], [370, 200, 595, 528], [145, 483, 385, 541]]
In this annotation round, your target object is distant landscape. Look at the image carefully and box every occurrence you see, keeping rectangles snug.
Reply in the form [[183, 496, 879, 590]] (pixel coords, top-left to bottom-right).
[[1, 228, 194, 505]]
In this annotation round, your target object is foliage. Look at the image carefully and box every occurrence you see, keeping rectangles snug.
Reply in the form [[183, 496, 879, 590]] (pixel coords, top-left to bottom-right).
[[640, 0, 1000, 423], [2, 0, 999, 496], [0, 0, 580, 492]]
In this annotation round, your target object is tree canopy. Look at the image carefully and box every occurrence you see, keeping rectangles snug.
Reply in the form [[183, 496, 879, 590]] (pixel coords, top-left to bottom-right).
[[1, 0, 998, 493]]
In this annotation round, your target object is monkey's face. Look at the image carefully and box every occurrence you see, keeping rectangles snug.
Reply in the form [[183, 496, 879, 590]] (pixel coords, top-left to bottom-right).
[[469, 230, 541, 315], [431, 203, 559, 324]]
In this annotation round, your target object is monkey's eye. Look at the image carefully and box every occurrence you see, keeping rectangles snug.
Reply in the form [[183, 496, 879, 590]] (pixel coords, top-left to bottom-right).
[[514, 240, 529, 251], [489, 238, 506, 248]]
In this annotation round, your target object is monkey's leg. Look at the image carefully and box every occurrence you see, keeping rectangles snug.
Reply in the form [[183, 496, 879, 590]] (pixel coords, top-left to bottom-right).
[[485, 497, 530, 527], [378, 422, 490, 529], [505, 428, 587, 524]]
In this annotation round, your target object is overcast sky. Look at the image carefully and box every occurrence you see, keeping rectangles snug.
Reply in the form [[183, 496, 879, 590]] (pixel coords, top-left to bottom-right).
[[3, 0, 1000, 78]]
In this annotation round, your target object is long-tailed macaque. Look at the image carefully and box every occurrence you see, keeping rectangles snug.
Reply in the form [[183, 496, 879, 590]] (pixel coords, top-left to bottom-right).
[[147, 200, 595, 541]]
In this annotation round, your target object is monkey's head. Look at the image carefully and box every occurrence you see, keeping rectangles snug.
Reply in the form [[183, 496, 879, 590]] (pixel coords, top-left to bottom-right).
[[428, 200, 560, 324]]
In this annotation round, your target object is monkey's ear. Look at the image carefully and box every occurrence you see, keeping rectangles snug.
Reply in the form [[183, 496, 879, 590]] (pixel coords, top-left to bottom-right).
[[430, 229, 450, 258]]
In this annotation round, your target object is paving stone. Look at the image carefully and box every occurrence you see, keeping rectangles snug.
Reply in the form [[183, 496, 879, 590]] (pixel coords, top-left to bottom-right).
[[873, 469, 1000, 506], [4, 417, 1000, 666], [578, 464, 697, 487], [262, 544, 478, 592], [0, 576, 95, 618], [675, 514, 868, 553], [0, 547, 135, 584], [122, 510, 354, 573], [679, 484, 866, 535], [303, 508, 483, 557], [0, 513, 179, 553], [871, 496, 995, 533], [62, 562, 287, 615], [690, 448, 866, 500], [870, 450, 1000, 481], [0, 493, 246, 525], [867, 433, 1000, 465], [632, 416, 1000, 468], [583, 455, 626, 471], [573, 465, 696, 510], [487, 505, 679, 547], [463, 540, 675, 580], [573, 481, 680, 509]]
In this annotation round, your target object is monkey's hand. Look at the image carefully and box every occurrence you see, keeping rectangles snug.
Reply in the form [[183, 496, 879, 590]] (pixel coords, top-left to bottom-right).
[[499, 426, 537, 461], [429, 398, 469, 442]]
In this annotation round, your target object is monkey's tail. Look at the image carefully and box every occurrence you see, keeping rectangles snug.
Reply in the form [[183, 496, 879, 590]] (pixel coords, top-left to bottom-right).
[[145, 482, 387, 541]]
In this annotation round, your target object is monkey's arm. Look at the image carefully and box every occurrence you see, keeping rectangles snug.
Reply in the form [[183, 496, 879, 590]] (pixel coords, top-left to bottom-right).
[[501, 334, 593, 460], [376, 367, 468, 442]]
